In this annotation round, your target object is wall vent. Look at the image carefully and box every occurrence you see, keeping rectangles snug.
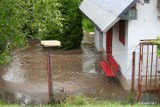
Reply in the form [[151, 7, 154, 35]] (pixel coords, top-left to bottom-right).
[[121, 8, 137, 20], [158, 0, 160, 8]]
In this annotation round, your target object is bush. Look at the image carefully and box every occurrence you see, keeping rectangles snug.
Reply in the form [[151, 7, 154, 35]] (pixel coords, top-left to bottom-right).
[[0, 0, 62, 66], [42, 0, 83, 50], [0, 0, 27, 65], [0, 50, 11, 66]]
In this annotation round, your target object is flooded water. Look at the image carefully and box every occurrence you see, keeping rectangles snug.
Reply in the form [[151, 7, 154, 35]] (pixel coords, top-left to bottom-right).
[[0, 34, 128, 105]]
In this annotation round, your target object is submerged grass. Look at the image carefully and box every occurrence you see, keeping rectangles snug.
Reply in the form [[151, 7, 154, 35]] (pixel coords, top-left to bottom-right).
[[0, 95, 159, 107]]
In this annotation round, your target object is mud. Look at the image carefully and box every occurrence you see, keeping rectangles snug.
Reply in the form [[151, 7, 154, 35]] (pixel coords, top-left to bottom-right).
[[0, 35, 128, 105]]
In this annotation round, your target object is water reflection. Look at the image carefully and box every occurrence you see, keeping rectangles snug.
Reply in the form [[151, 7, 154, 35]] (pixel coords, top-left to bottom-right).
[[82, 43, 103, 74], [2, 55, 26, 84], [0, 36, 129, 105]]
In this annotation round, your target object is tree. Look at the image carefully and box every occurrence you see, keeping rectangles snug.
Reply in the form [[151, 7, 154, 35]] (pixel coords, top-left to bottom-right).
[[44, 0, 83, 50], [22, 0, 62, 39], [0, 0, 83, 65], [0, 0, 27, 65], [0, 0, 62, 65]]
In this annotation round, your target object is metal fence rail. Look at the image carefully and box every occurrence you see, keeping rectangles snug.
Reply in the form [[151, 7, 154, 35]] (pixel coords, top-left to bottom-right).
[[132, 42, 160, 103]]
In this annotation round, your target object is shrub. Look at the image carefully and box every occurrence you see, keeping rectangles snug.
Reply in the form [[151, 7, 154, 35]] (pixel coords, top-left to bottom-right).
[[42, 0, 83, 50]]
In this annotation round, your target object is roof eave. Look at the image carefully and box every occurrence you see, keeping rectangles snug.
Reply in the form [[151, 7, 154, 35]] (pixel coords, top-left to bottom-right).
[[79, 0, 138, 32]]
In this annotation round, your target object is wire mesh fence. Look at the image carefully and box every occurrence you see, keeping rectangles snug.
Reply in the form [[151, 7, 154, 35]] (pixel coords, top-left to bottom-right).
[[0, 40, 159, 106], [0, 51, 131, 106]]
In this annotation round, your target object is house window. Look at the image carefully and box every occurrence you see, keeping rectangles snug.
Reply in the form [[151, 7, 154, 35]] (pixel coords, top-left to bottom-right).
[[119, 20, 125, 45], [144, 0, 150, 3]]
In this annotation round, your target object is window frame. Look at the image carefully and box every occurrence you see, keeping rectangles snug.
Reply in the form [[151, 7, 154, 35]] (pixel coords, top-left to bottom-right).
[[119, 20, 125, 45], [144, 0, 150, 3]]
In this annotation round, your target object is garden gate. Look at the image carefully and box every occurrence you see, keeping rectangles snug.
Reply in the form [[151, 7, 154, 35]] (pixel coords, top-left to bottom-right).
[[132, 40, 160, 103]]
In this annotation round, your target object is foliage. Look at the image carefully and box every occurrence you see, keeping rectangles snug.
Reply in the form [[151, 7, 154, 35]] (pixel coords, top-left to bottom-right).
[[82, 17, 94, 32], [0, 0, 27, 48], [22, 0, 62, 39], [43, 0, 83, 50], [59, 0, 83, 50], [0, 50, 11, 66], [54, 96, 160, 107], [65, 95, 90, 105], [0, 0, 62, 65], [0, 0, 83, 65], [1, 96, 160, 107], [0, 0, 27, 65], [152, 37, 160, 57]]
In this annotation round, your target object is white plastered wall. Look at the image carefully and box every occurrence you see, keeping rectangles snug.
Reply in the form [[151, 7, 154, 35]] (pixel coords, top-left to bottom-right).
[[112, 22, 132, 90], [93, 0, 160, 90], [128, 1, 160, 77], [127, 0, 160, 90], [102, 32, 106, 51], [128, 1, 160, 48], [94, 28, 103, 51]]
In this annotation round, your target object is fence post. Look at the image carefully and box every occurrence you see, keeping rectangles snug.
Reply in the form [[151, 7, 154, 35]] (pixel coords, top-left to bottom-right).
[[137, 43, 142, 102], [47, 53, 51, 103], [41, 40, 61, 104], [131, 51, 135, 104], [47, 48, 55, 104]]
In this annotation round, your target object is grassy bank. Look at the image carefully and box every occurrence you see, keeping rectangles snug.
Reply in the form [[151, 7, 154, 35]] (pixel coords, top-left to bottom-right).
[[0, 96, 159, 107]]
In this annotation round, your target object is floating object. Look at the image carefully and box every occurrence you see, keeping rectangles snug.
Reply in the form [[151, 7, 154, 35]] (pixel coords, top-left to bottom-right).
[[41, 40, 61, 47]]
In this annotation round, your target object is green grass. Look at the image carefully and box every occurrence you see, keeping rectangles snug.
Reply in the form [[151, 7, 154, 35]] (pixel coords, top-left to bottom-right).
[[0, 100, 18, 107], [55, 96, 160, 107], [1, 96, 159, 107], [56, 102, 160, 107], [82, 17, 94, 32]]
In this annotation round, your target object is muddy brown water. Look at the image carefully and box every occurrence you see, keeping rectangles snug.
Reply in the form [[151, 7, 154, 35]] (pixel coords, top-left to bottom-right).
[[0, 37, 128, 105]]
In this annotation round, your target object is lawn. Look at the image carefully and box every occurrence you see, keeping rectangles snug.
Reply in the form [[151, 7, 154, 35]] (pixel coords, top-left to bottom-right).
[[82, 18, 94, 32], [0, 96, 159, 107]]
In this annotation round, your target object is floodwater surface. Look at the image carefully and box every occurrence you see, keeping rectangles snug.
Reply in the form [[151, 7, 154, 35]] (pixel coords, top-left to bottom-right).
[[0, 35, 128, 105]]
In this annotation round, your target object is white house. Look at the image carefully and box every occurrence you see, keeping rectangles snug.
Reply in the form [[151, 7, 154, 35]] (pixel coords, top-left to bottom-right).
[[79, 0, 160, 90]]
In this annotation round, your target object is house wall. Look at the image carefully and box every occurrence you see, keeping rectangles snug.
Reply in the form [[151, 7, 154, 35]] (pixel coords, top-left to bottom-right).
[[93, 0, 160, 90], [128, 1, 160, 47], [111, 22, 133, 90], [128, 1, 160, 76], [112, 22, 129, 77], [94, 28, 103, 51], [99, 21, 131, 78], [126, 0, 160, 90], [95, 22, 132, 90], [102, 32, 106, 51], [94, 22, 131, 90]]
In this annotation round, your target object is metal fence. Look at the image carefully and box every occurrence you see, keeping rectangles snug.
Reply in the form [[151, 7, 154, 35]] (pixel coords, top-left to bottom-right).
[[0, 51, 131, 106], [0, 41, 159, 106], [132, 42, 160, 104]]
